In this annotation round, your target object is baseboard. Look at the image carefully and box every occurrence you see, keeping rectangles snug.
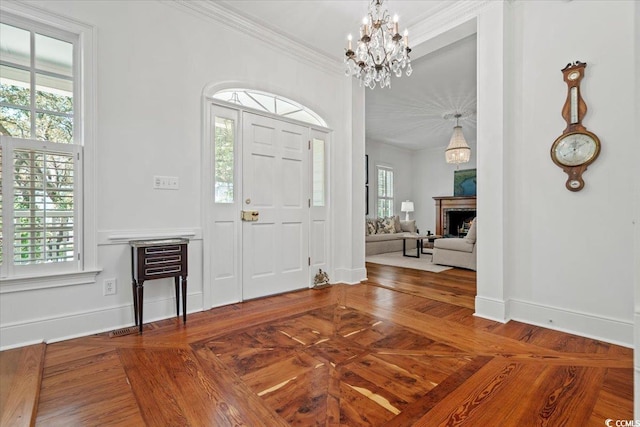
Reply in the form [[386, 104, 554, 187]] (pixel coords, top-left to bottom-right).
[[636, 368, 640, 419], [509, 298, 633, 348], [333, 268, 367, 285], [0, 293, 203, 351], [474, 295, 507, 323], [635, 312, 640, 369]]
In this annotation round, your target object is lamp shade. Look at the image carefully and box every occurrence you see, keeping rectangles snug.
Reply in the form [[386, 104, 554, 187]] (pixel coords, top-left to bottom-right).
[[401, 200, 414, 221], [401, 201, 414, 212], [445, 125, 471, 164]]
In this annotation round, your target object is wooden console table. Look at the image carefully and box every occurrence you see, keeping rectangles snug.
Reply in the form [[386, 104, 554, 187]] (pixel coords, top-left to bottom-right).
[[130, 238, 189, 334]]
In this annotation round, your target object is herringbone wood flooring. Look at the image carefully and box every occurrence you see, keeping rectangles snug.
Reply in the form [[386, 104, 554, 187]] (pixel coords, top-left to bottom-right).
[[31, 264, 632, 426]]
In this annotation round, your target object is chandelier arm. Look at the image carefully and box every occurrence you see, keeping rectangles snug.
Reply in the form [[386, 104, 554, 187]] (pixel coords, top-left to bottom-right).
[[343, 0, 412, 89]]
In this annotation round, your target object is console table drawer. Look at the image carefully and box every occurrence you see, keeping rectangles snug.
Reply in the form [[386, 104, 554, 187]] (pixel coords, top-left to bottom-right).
[[144, 264, 183, 276], [144, 254, 182, 265], [145, 245, 182, 255]]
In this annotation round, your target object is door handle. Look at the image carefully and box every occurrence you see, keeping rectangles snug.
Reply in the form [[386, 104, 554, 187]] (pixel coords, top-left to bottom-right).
[[241, 210, 259, 221]]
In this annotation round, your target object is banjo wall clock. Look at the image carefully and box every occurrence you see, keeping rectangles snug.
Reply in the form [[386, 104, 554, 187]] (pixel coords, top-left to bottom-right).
[[550, 61, 601, 192]]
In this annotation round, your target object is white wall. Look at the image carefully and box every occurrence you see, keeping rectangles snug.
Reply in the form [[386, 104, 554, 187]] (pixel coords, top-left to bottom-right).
[[0, 0, 355, 349], [501, 0, 636, 345], [412, 143, 477, 234], [365, 141, 414, 221]]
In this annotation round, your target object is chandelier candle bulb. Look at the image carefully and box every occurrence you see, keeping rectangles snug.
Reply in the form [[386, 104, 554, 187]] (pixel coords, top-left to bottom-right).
[[347, 34, 352, 50], [344, 0, 413, 89]]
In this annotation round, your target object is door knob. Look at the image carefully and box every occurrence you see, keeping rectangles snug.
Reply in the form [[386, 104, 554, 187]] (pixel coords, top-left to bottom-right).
[[245, 198, 251, 204]]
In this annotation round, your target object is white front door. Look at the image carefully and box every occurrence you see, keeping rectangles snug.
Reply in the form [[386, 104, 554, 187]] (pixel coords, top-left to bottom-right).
[[241, 112, 310, 299]]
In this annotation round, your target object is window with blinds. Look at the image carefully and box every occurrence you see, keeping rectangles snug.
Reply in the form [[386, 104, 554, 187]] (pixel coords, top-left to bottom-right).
[[0, 17, 80, 277], [377, 166, 394, 218], [13, 149, 75, 264]]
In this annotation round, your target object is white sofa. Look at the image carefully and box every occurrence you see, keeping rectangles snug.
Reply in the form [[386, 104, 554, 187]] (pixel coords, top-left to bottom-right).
[[432, 218, 477, 270], [366, 217, 417, 256]]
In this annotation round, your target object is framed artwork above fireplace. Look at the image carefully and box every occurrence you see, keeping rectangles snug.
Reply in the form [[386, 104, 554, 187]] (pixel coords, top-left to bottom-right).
[[454, 168, 477, 196]]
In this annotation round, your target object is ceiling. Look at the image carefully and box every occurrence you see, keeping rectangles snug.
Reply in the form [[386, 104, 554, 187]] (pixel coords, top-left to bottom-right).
[[215, 0, 477, 151]]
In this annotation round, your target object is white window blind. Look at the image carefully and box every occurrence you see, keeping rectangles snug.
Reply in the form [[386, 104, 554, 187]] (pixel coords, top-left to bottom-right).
[[13, 148, 75, 265], [377, 166, 393, 218]]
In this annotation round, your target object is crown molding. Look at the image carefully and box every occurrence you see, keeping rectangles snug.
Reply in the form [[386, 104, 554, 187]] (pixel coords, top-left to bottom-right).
[[409, 0, 496, 52], [163, 0, 343, 76]]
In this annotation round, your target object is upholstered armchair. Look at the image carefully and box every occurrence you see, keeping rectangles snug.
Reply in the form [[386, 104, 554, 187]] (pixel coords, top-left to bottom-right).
[[432, 218, 477, 271]]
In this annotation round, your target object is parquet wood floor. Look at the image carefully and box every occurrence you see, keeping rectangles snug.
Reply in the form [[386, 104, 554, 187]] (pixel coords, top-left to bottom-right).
[[30, 264, 632, 426]]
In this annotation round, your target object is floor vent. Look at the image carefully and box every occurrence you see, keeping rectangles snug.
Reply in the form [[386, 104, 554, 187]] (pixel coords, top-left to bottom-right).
[[109, 326, 140, 338]]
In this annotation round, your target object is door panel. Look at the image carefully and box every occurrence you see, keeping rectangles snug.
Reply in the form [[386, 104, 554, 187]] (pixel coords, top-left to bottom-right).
[[208, 106, 241, 307], [309, 130, 329, 284], [242, 112, 309, 300]]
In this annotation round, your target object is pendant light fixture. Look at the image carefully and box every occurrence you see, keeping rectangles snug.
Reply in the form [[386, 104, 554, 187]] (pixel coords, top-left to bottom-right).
[[445, 113, 471, 165]]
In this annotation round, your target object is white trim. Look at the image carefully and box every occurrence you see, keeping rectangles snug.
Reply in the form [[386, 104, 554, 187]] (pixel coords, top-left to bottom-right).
[[474, 295, 507, 323], [165, 0, 341, 76], [635, 313, 640, 371], [0, 0, 99, 277], [509, 298, 633, 348], [0, 269, 100, 293], [98, 228, 202, 246], [409, 0, 492, 56], [0, 339, 44, 352], [0, 291, 204, 351], [333, 268, 367, 285]]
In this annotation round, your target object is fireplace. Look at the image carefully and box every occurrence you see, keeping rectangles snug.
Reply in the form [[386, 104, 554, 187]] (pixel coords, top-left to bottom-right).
[[433, 196, 476, 237]]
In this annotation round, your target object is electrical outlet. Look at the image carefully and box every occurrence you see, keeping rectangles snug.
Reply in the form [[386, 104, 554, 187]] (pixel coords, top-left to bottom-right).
[[104, 278, 117, 296]]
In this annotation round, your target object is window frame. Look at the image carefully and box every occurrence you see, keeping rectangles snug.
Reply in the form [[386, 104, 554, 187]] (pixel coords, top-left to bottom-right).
[[0, 4, 98, 290], [376, 165, 394, 218]]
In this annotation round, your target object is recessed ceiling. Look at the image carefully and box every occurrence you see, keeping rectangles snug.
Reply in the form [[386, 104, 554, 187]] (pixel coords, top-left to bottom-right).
[[366, 34, 477, 151], [213, 1, 476, 151]]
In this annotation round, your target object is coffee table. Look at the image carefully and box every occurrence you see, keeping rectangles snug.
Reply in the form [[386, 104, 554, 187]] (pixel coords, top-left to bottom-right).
[[421, 234, 443, 254], [402, 234, 428, 258]]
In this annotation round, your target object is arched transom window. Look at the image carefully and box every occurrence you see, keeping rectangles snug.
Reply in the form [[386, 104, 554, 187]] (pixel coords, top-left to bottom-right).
[[213, 89, 326, 127]]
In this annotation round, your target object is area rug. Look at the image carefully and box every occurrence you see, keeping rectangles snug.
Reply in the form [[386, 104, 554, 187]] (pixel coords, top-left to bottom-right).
[[365, 251, 452, 273]]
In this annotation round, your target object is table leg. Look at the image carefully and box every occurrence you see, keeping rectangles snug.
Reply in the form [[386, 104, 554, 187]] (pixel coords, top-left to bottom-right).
[[416, 239, 421, 258], [132, 279, 138, 326], [137, 281, 144, 334], [403, 239, 419, 258], [181, 276, 188, 324], [174, 276, 180, 318]]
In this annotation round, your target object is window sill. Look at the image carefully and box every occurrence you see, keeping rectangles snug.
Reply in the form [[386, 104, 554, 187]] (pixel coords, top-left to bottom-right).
[[0, 269, 102, 294]]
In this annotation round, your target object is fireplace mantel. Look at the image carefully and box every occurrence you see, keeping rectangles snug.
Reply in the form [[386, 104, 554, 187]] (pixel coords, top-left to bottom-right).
[[433, 196, 477, 236]]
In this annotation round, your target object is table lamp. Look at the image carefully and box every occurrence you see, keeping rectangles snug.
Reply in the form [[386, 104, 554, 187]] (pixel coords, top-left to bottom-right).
[[401, 200, 414, 221]]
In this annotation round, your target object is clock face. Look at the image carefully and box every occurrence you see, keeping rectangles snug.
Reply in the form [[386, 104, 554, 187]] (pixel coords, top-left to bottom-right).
[[553, 132, 599, 166], [568, 71, 580, 81]]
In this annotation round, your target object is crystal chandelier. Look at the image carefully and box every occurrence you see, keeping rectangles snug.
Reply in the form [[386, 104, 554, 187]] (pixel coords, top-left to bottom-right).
[[445, 113, 471, 165], [344, 0, 412, 89]]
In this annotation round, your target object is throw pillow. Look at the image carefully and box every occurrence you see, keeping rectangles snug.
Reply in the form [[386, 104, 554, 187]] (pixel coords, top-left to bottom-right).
[[400, 219, 416, 233], [377, 217, 396, 234], [366, 219, 377, 235], [393, 215, 402, 233], [465, 218, 477, 243]]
